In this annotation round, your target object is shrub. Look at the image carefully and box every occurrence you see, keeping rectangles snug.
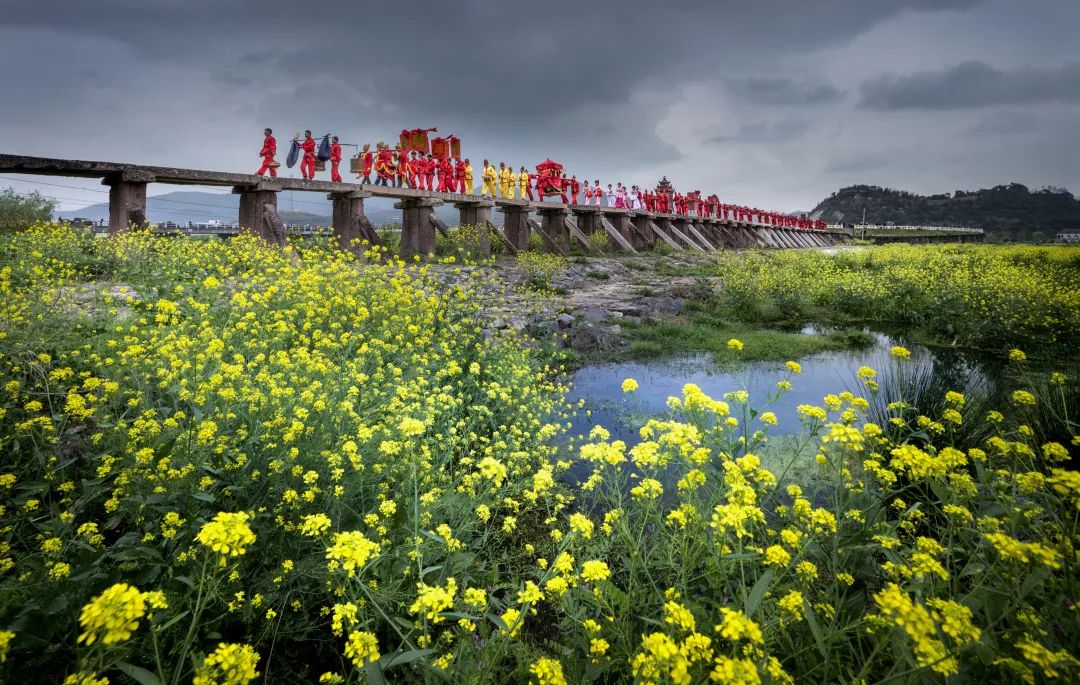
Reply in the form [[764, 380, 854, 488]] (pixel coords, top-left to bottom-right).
[[517, 250, 567, 290]]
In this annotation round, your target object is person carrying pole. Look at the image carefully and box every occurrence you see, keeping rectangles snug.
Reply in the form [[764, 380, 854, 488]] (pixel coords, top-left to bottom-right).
[[329, 136, 343, 182], [297, 130, 317, 180]]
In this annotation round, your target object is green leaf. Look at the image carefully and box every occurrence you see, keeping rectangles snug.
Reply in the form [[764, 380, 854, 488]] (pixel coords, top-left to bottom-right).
[[191, 492, 216, 503], [420, 564, 443, 579], [154, 610, 190, 633], [803, 598, 827, 658], [115, 662, 162, 685], [745, 570, 773, 618], [363, 661, 389, 685], [383, 648, 436, 669]]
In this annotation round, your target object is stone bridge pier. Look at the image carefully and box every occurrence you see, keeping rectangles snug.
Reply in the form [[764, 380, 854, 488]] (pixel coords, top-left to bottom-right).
[[105, 170, 154, 235], [397, 197, 443, 259], [234, 180, 284, 244], [536, 207, 570, 255], [497, 204, 531, 252], [330, 189, 375, 251]]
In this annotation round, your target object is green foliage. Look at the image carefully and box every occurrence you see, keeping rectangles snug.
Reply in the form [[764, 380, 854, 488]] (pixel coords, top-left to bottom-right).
[[0, 188, 57, 232]]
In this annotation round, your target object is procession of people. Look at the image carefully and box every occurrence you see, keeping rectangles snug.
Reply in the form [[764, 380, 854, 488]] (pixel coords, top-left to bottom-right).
[[254, 129, 828, 229]]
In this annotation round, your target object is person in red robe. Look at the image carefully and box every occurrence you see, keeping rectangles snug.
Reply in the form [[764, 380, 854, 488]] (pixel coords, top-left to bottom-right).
[[438, 157, 453, 192], [375, 144, 393, 186], [569, 175, 580, 205], [329, 136, 343, 182], [454, 159, 466, 193], [424, 154, 436, 192], [359, 145, 373, 184], [256, 128, 277, 177], [298, 130, 316, 180]]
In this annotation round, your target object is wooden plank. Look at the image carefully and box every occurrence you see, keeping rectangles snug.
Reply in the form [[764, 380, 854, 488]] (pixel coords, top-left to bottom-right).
[[647, 220, 683, 250], [599, 217, 637, 253], [526, 218, 569, 257], [564, 216, 600, 254]]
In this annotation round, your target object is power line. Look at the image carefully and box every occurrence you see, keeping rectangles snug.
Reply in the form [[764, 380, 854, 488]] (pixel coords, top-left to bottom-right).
[[1, 174, 332, 211]]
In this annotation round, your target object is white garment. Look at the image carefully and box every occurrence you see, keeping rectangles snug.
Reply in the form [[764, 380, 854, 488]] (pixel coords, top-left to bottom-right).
[[606, 188, 614, 206], [632, 192, 643, 210]]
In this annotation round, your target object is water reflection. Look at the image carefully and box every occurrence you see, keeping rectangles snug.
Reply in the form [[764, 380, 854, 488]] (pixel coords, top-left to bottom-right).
[[567, 330, 1005, 446]]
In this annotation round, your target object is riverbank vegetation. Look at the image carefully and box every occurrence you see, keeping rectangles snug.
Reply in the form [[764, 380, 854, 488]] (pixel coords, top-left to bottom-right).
[[0, 226, 1077, 684], [710, 244, 1080, 357]]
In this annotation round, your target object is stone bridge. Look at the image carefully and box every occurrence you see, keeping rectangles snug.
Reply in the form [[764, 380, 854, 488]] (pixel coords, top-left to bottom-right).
[[0, 154, 848, 257]]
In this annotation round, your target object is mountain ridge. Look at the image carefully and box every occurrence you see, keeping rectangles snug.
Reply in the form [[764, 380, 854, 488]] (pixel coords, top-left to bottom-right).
[[810, 183, 1080, 239]]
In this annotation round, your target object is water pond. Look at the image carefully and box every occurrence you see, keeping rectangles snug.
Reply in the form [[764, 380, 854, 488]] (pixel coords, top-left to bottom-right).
[[567, 328, 1007, 445]]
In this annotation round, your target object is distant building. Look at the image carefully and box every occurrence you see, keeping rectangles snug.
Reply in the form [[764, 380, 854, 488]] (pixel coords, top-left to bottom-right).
[[1056, 232, 1080, 244]]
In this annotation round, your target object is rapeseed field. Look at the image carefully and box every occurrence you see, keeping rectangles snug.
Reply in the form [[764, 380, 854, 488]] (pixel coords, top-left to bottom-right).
[[712, 244, 1080, 355], [0, 227, 1076, 683]]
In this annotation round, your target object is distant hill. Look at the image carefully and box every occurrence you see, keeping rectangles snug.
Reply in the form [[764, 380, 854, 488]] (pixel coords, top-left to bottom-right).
[[58, 190, 462, 227], [810, 183, 1080, 240]]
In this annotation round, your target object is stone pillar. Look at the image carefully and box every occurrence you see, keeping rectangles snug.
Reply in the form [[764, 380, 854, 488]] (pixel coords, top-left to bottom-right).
[[396, 198, 443, 259], [455, 200, 495, 256], [608, 213, 634, 250], [330, 189, 375, 251], [537, 208, 570, 255], [104, 170, 154, 235], [574, 209, 601, 235], [497, 204, 531, 252], [234, 180, 284, 244], [631, 215, 655, 250], [671, 217, 704, 250], [455, 199, 494, 228]]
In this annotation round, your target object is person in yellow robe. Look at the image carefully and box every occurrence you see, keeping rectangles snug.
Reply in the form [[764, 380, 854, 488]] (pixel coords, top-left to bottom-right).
[[499, 162, 514, 199], [481, 160, 497, 198], [518, 167, 531, 201], [464, 159, 475, 194]]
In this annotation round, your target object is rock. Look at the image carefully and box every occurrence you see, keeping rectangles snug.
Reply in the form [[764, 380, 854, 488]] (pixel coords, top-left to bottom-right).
[[607, 311, 624, 320], [569, 324, 614, 351], [610, 324, 621, 335], [617, 305, 645, 317], [556, 313, 576, 330], [642, 295, 685, 315], [623, 316, 642, 326]]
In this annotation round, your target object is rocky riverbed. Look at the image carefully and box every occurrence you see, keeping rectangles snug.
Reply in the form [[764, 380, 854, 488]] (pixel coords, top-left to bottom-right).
[[431, 253, 722, 353]]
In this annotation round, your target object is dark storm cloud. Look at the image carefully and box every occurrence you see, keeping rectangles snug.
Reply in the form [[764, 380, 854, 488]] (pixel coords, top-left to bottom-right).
[[726, 78, 845, 106], [705, 119, 809, 145], [5, 0, 1080, 211], [3, 0, 983, 128], [860, 60, 1080, 109]]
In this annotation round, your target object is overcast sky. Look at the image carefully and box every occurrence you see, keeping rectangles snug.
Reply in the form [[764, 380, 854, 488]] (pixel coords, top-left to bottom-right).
[[2, 0, 1078, 213]]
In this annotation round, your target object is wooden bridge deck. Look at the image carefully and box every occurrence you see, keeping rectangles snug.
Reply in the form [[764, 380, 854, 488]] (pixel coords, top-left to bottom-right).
[[0, 152, 849, 255]]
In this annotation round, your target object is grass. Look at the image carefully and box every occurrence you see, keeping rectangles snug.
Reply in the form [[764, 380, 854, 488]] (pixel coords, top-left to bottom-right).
[[586, 298, 874, 364]]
